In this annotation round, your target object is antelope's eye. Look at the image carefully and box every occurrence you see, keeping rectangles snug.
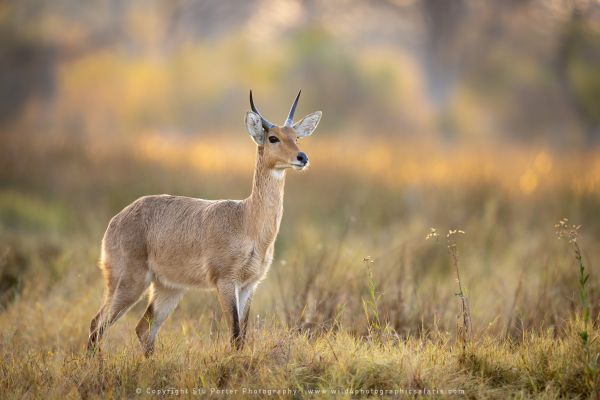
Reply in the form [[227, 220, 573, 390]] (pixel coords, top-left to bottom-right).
[[268, 136, 280, 143]]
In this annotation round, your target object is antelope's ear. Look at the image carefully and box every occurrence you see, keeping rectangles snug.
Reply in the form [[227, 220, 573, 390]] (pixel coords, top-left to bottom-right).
[[245, 111, 264, 145], [293, 111, 322, 137]]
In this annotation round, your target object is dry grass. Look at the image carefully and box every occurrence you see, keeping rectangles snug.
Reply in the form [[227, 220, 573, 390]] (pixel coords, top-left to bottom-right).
[[1, 133, 599, 398], [1, 317, 598, 399]]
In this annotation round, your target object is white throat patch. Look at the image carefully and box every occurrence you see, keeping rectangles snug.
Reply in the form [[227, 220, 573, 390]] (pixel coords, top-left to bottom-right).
[[271, 169, 285, 179]]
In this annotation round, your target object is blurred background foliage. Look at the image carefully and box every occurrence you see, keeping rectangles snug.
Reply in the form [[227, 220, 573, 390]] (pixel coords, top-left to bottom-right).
[[1, 0, 600, 338], [1, 0, 599, 143]]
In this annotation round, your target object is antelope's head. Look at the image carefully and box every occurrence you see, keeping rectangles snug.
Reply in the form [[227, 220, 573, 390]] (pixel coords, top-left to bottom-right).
[[245, 90, 322, 171]]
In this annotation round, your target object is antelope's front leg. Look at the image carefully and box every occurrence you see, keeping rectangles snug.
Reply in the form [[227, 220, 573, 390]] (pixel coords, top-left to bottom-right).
[[216, 280, 256, 350], [238, 283, 256, 344], [216, 280, 243, 349]]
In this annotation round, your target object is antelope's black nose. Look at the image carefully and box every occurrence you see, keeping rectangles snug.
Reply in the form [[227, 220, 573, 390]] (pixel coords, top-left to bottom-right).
[[297, 152, 308, 165]]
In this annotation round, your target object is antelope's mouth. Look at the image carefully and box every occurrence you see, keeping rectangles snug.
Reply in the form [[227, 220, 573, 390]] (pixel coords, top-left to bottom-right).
[[273, 161, 309, 170], [291, 162, 309, 171]]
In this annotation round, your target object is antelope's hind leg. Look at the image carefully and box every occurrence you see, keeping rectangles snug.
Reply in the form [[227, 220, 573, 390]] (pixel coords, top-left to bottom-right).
[[87, 304, 107, 353], [87, 260, 151, 353], [136, 281, 185, 357]]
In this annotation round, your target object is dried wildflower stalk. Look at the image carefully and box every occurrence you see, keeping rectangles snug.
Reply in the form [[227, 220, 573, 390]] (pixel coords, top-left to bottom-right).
[[555, 219, 598, 391], [362, 256, 383, 338], [555, 219, 589, 337], [427, 228, 471, 348], [447, 230, 471, 347]]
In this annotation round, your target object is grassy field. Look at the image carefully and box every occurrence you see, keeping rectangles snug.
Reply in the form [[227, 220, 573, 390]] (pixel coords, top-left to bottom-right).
[[0, 133, 599, 398]]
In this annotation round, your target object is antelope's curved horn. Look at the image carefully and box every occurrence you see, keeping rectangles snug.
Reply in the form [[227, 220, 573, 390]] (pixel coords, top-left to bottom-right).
[[284, 90, 301, 127], [249, 90, 275, 130]]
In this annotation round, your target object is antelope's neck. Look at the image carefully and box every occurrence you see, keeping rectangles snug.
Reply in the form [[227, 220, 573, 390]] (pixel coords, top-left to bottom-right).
[[244, 147, 286, 250]]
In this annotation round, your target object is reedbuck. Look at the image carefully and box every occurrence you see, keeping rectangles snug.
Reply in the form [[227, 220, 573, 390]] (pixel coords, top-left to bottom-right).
[[87, 91, 322, 355]]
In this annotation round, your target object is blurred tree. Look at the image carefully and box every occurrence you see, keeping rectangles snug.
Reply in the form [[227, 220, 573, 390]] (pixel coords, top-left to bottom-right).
[[0, 30, 56, 126], [420, 0, 465, 122], [0, 0, 124, 128], [157, 0, 258, 51], [554, 0, 600, 142]]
